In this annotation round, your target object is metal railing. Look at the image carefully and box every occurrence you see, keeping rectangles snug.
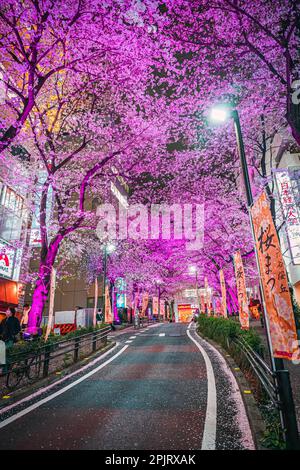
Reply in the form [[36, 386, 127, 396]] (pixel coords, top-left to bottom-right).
[[231, 336, 280, 408], [0, 326, 111, 393]]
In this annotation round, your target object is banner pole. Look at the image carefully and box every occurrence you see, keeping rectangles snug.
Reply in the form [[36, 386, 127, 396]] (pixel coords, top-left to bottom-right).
[[232, 109, 299, 449]]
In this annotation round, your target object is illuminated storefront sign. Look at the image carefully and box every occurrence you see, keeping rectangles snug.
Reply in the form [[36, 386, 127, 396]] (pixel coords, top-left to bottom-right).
[[275, 169, 300, 264], [178, 303, 193, 322], [0, 239, 16, 279], [115, 277, 126, 308]]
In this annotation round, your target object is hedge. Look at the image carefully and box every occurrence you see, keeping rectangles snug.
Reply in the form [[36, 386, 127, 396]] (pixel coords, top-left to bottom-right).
[[197, 314, 263, 354], [6, 323, 109, 358]]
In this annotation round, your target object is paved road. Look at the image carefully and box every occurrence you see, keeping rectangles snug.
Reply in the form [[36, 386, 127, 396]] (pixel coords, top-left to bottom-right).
[[0, 322, 254, 450]]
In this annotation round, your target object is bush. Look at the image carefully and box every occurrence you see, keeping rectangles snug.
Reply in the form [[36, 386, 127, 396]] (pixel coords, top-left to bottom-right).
[[6, 323, 108, 359], [197, 314, 263, 353]]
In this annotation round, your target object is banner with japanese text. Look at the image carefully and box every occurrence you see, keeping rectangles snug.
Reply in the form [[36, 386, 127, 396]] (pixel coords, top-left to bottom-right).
[[141, 292, 149, 316], [105, 284, 113, 324], [205, 277, 212, 316], [219, 269, 228, 318], [233, 251, 249, 330], [200, 294, 205, 313], [251, 191, 299, 359], [152, 296, 158, 315], [160, 299, 165, 318]]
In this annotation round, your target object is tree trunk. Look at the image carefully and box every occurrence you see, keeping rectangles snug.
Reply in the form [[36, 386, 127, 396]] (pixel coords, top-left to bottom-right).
[[27, 237, 61, 334], [288, 115, 300, 148]]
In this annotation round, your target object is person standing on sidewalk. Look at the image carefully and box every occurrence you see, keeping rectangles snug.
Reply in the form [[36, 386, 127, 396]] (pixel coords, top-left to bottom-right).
[[96, 308, 103, 325], [0, 307, 21, 347], [20, 304, 31, 332], [134, 309, 140, 329]]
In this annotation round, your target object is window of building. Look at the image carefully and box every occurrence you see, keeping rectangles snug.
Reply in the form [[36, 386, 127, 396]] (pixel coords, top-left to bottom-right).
[[0, 185, 24, 217]]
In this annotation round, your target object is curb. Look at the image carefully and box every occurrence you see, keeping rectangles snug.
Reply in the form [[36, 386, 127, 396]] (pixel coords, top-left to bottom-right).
[[195, 329, 266, 450], [0, 340, 116, 409]]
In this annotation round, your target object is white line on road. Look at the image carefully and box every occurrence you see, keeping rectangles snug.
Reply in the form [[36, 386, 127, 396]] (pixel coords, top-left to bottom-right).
[[158, 333, 165, 337], [187, 323, 217, 451], [125, 340, 133, 343], [0, 341, 121, 416], [0, 344, 129, 430], [129, 336, 136, 339]]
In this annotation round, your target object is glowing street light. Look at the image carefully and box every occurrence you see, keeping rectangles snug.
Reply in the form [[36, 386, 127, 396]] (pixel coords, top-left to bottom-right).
[[189, 265, 197, 274], [188, 266, 200, 312], [209, 105, 230, 124], [106, 243, 116, 254]]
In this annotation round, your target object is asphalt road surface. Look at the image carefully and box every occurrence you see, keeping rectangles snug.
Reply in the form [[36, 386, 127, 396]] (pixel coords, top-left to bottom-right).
[[0, 322, 254, 450]]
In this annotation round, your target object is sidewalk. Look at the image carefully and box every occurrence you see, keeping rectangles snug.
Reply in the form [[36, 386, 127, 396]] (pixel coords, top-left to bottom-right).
[[250, 320, 300, 429]]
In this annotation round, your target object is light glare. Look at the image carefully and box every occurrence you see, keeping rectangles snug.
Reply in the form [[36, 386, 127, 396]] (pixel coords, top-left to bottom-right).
[[209, 107, 229, 123]]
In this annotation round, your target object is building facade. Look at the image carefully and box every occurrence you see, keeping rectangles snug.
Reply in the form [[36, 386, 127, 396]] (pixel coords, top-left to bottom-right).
[[265, 128, 300, 303]]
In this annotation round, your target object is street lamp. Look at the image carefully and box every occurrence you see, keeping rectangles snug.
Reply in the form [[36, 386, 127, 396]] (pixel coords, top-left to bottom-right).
[[209, 106, 253, 206], [209, 104, 300, 449], [209, 105, 230, 124], [156, 279, 162, 322], [189, 265, 200, 314]]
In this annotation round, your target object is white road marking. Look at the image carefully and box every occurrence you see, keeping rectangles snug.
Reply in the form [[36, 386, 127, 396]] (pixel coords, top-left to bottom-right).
[[0, 344, 128, 429], [194, 329, 255, 450], [187, 323, 217, 451], [158, 333, 165, 337], [129, 336, 136, 339], [126, 340, 133, 343], [0, 341, 121, 416]]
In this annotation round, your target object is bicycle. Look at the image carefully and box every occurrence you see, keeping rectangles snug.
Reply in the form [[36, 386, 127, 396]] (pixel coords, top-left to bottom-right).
[[5, 353, 42, 390]]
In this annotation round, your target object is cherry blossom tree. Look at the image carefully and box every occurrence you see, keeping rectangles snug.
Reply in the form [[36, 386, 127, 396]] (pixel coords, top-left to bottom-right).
[[1, 0, 285, 329], [158, 0, 300, 145], [0, 0, 162, 152]]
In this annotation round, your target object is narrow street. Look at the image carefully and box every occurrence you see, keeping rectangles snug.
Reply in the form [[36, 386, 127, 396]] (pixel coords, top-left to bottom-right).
[[0, 323, 254, 450]]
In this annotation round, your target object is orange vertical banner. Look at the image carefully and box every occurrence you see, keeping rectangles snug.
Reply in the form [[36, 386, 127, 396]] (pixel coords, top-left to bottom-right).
[[205, 277, 212, 316], [200, 294, 205, 314], [219, 269, 228, 318], [233, 251, 249, 330], [251, 191, 299, 360], [141, 292, 149, 316], [105, 284, 113, 324], [152, 296, 158, 316], [160, 299, 165, 318]]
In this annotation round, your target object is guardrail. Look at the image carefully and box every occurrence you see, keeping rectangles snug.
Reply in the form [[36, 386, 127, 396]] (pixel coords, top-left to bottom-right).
[[232, 336, 280, 408], [0, 326, 111, 394]]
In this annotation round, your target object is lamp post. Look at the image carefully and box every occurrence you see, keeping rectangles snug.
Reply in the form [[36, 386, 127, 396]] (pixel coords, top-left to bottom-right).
[[156, 279, 162, 322], [209, 105, 300, 449], [189, 265, 200, 314], [102, 243, 115, 319]]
